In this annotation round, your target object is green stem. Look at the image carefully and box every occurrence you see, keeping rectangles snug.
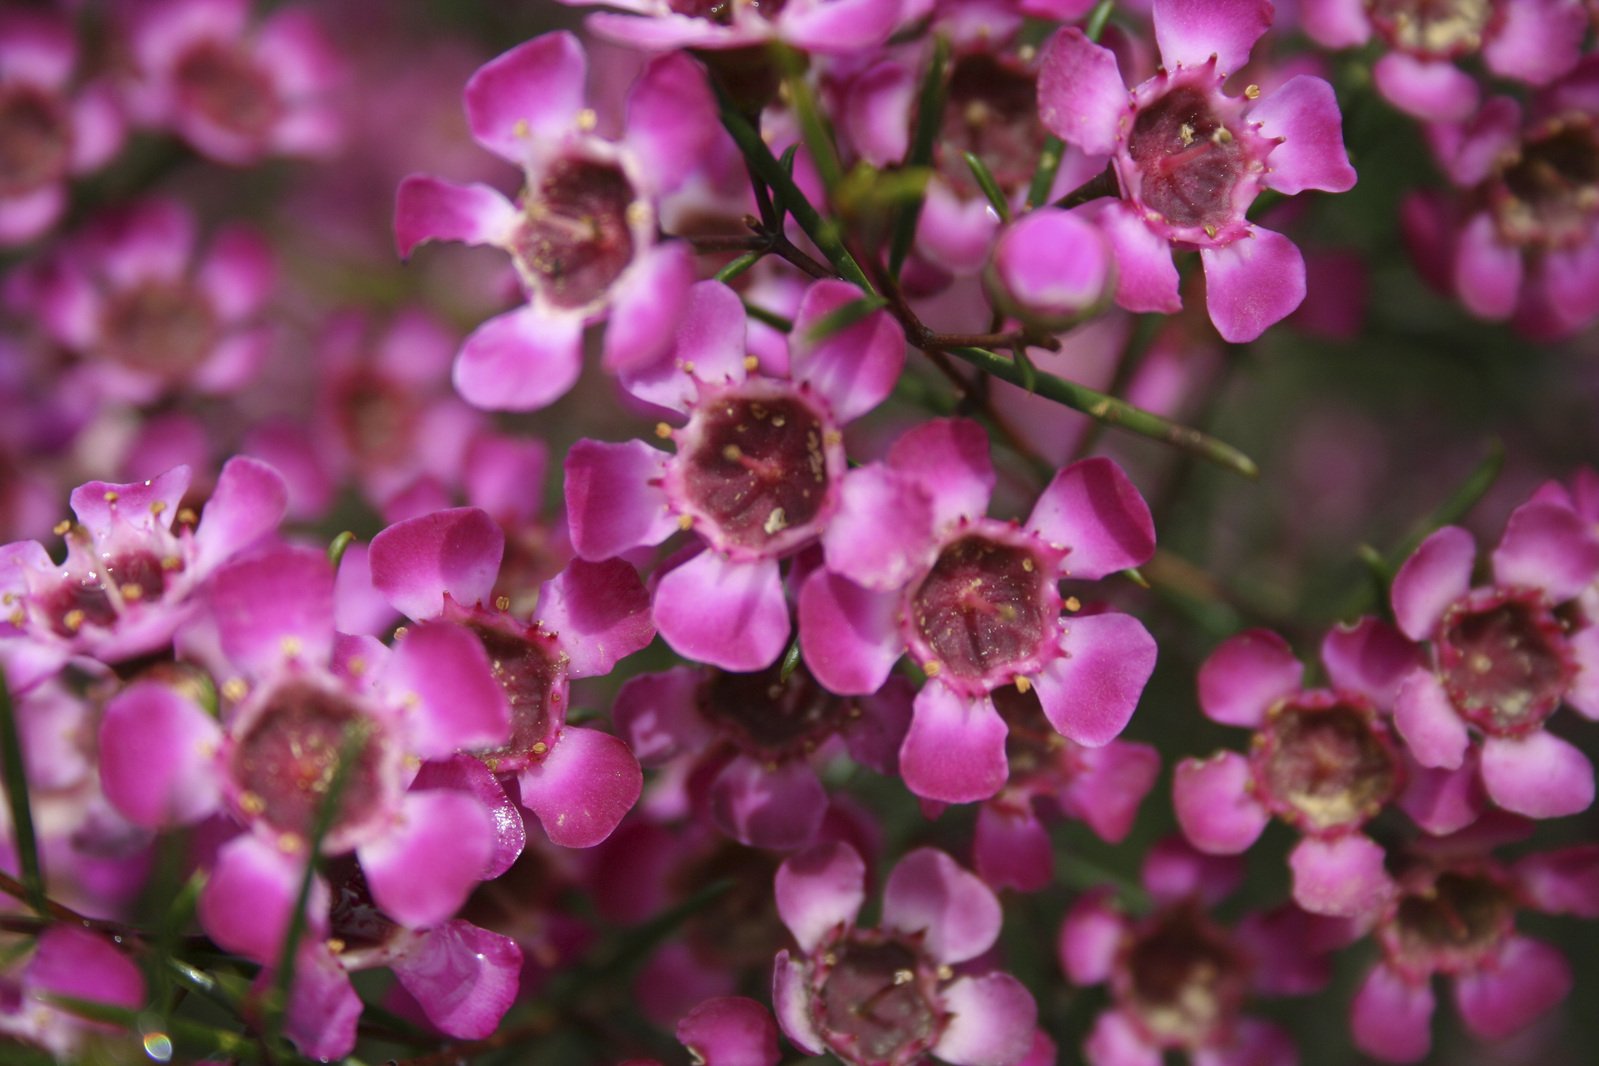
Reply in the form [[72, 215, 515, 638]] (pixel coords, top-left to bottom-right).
[[889, 34, 951, 277], [0, 671, 46, 916]]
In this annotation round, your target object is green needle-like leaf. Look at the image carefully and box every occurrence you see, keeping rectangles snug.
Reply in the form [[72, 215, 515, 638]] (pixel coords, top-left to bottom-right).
[[888, 34, 951, 277], [963, 151, 1012, 222], [0, 669, 46, 916]]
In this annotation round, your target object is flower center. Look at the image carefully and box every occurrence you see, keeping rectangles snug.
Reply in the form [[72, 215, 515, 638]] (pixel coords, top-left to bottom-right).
[[0, 84, 71, 198], [39, 549, 176, 637], [329, 369, 419, 468], [471, 622, 567, 772], [99, 281, 220, 379], [228, 683, 389, 845], [1366, 0, 1491, 58], [515, 156, 639, 311], [1389, 869, 1514, 974], [910, 535, 1051, 682], [1126, 83, 1247, 233], [325, 855, 398, 955], [173, 41, 283, 138], [1436, 589, 1574, 736], [816, 935, 943, 1066], [1118, 903, 1248, 1049], [698, 660, 851, 761], [939, 53, 1042, 200], [677, 390, 833, 555], [1252, 694, 1402, 832], [1492, 114, 1599, 251], [667, 0, 787, 23]]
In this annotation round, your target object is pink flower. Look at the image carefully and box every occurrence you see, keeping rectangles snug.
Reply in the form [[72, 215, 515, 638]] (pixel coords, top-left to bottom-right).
[[773, 842, 1037, 1066], [799, 418, 1158, 802], [560, 0, 910, 57], [394, 31, 717, 410], [1037, 0, 1357, 341], [0, 928, 146, 1057]]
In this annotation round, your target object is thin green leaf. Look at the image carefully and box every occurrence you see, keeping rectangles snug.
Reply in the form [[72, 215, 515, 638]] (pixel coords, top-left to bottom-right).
[[1406, 438, 1505, 556], [1121, 566, 1151, 590], [1012, 345, 1039, 393], [715, 250, 764, 283], [779, 639, 803, 684], [0, 669, 46, 915], [1085, 0, 1116, 40], [775, 44, 844, 194], [803, 295, 888, 343], [889, 34, 950, 277], [327, 530, 356, 568], [962, 152, 1012, 222], [743, 301, 794, 333]]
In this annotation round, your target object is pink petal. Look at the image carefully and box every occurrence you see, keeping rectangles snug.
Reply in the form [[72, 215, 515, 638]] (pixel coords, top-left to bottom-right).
[[934, 973, 1038, 1066], [281, 944, 361, 1061], [410, 755, 526, 880], [1037, 28, 1127, 158], [789, 279, 906, 423], [1200, 226, 1307, 343], [1198, 629, 1302, 728], [623, 52, 716, 195], [384, 621, 512, 756], [1288, 834, 1393, 917], [1453, 211, 1522, 319], [1398, 756, 1486, 836], [613, 666, 709, 765], [392, 921, 522, 1039], [537, 557, 653, 678], [369, 507, 505, 620], [1512, 845, 1599, 918], [1320, 617, 1420, 709], [1058, 890, 1127, 985], [1373, 53, 1478, 122], [1251, 76, 1358, 195], [518, 724, 642, 847], [1491, 499, 1599, 602], [844, 61, 915, 167], [394, 175, 518, 259], [676, 996, 781, 1066], [775, 841, 866, 953], [899, 685, 1009, 803], [563, 438, 676, 561], [1060, 740, 1161, 843], [1027, 457, 1154, 579], [654, 553, 790, 672], [772, 951, 824, 1054], [360, 789, 494, 927], [1034, 613, 1157, 746], [1173, 752, 1269, 853], [886, 417, 995, 528], [1100, 201, 1182, 313], [821, 465, 937, 591], [1481, 0, 1587, 86], [1544, 240, 1599, 329], [197, 224, 275, 320], [98, 681, 222, 828], [1480, 733, 1595, 819], [1084, 1010, 1162, 1066], [198, 834, 328, 962], [780, 0, 903, 53], [1391, 526, 1475, 641], [1141, 837, 1246, 906], [26, 926, 145, 1021], [603, 241, 695, 374], [975, 804, 1053, 892], [797, 570, 904, 696], [1454, 936, 1571, 1040], [1152, 0, 1272, 73], [453, 306, 583, 412], [709, 755, 827, 850], [883, 847, 1002, 964], [1351, 964, 1434, 1064], [1393, 668, 1469, 770], [210, 545, 334, 676], [1299, 0, 1371, 48], [70, 465, 190, 537], [619, 279, 749, 415], [464, 32, 586, 163]]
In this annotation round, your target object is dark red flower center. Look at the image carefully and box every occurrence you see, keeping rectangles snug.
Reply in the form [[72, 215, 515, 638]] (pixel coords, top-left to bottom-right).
[[667, 0, 787, 23], [1367, 0, 1491, 58], [0, 84, 71, 198], [679, 392, 831, 553], [910, 535, 1050, 680], [516, 156, 638, 311], [1389, 868, 1514, 975], [229, 684, 388, 843], [1436, 589, 1574, 737], [325, 855, 398, 954], [1118, 903, 1249, 1049], [99, 281, 220, 379], [939, 53, 1043, 200], [174, 41, 283, 139], [1127, 84, 1245, 232], [1492, 114, 1599, 251], [329, 369, 419, 468], [471, 622, 567, 772], [1253, 694, 1403, 832], [816, 935, 943, 1066], [698, 660, 852, 761], [40, 549, 175, 637]]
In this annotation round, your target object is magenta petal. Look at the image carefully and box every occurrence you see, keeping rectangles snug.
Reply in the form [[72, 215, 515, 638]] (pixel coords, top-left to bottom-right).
[[1352, 963, 1434, 1064], [1289, 834, 1393, 917], [934, 973, 1038, 1066], [518, 725, 641, 847], [464, 32, 586, 162], [99, 681, 222, 828], [1512, 846, 1599, 918], [781, 0, 902, 53], [1561, 625, 1598, 718], [199, 835, 328, 962], [900, 685, 1009, 803], [772, 951, 824, 1054], [1034, 613, 1157, 746], [369, 507, 505, 619], [775, 841, 866, 953], [710, 755, 826, 850], [537, 558, 654, 678], [886, 417, 995, 528], [192, 456, 289, 575], [603, 241, 694, 374], [1027, 457, 1154, 579], [392, 921, 522, 1038], [883, 847, 1002, 964], [1398, 756, 1485, 836], [676, 996, 781, 1066], [1481, 0, 1586, 85], [1480, 733, 1595, 819], [1252, 76, 1357, 195], [1491, 499, 1599, 602], [410, 755, 525, 880], [454, 305, 583, 412], [1173, 752, 1269, 853], [210, 545, 334, 676], [1061, 740, 1161, 843], [1393, 668, 1469, 770], [1200, 227, 1306, 343], [394, 175, 518, 258], [620, 279, 749, 414], [975, 804, 1053, 892], [1084, 1010, 1162, 1066], [822, 465, 937, 590], [1153, 0, 1272, 73], [360, 789, 493, 927], [654, 553, 789, 672], [1300, 0, 1371, 48], [790, 279, 906, 423], [798, 570, 904, 696], [623, 52, 715, 195], [1454, 936, 1571, 1040], [1037, 28, 1127, 156], [282, 944, 361, 1062], [1320, 617, 1419, 709], [1391, 526, 1475, 641], [385, 621, 511, 756], [1058, 891, 1126, 985], [71, 465, 190, 535], [1373, 53, 1478, 122], [26, 926, 145, 1020], [1453, 211, 1521, 319], [613, 666, 709, 765], [1101, 202, 1182, 313], [844, 61, 915, 167], [564, 438, 675, 561]]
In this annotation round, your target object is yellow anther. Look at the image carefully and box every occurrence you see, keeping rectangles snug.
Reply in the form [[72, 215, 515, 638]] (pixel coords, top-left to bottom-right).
[[677, 513, 695, 530], [1244, 84, 1261, 99], [150, 500, 167, 515], [103, 490, 119, 503], [655, 422, 673, 439], [1015, 675, 1032, 694], [222, 678, 249, 702], [63, 609, 85, 632], [924, 660, 942, 677], [743, 355, 760, 370], [577, 108, 598, 131], [513, 118, 530, 139], [531, 741, 549, 755], [495, 595, 511, 611], [1065, 596, 1082, 612], [120, 583, 144, 601], [239, 792, 266, 815], [52, 520, 71, 536], [281, 636, 302, 657]]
